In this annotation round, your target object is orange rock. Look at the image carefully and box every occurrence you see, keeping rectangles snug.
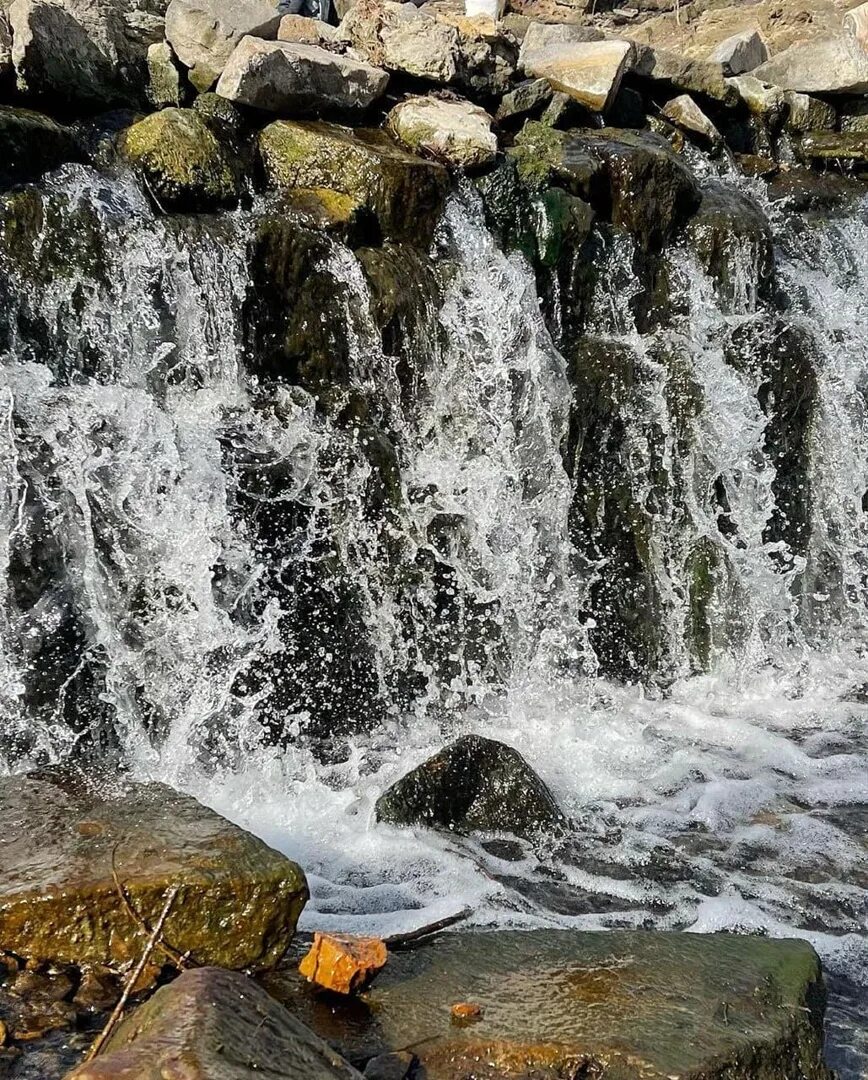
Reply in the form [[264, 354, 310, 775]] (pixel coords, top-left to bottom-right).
[[298, 933, 388, 995], [450, 1001, 484, 1024]]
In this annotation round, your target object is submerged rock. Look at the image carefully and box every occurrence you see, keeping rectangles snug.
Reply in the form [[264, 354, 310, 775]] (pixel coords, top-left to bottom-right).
[[0, 770, 308, 973], [165, 0, 282, 92], [120, 107, 242, 210], [0, 105, 82, 185], [258, 120, 448, 243], [66, 967, 362, 1079], [799, 129, 868, 165], [375, 734, 566, 838], [387, 96, 497, 169], [267, 929, 831, 1080], [216, 37, 389, 113]]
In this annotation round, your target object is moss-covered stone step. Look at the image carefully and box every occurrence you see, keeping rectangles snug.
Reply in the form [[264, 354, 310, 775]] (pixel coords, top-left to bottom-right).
[[0, 770, 308, 973], [264, 929, 830, 1080]]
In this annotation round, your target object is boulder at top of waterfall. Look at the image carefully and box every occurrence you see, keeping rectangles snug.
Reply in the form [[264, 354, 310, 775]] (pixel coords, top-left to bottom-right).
[[258, 119, 448, 244], [632, 43, 737, 103], [165, 0, 282, 92], [147, 40, 187, 107], [338, 0, 460, 83], [216, 37, 388, 114], [521, 31, 631, 113], [65, 967, 362, 1080], [785, 90, 836, 133], [798, 129, 868, 165], [387, 96, 497, 170], [265, 930, 830, 1080], [375, 734, 566, 838], [8, 0, 163, 107], [708, 27, 768, 75], [517, 21, 604, 73], [120, 107, 242, 211], [511, 122, 700, 251], [661, 93, 721, 148], [725, 73, 785, 122], [753, 34, 868, 94], [0, 770, 308, 973], [0, 105, 83, 185]]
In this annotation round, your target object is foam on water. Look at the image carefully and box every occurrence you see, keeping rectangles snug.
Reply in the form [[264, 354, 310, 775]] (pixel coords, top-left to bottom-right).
[[0, 165, 864, 1073]]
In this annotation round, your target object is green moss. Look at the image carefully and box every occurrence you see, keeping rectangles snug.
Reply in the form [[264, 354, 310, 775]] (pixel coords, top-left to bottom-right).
[[259, 120, 449, 246], [509, 120, 567, 189], [120, 108, 242, 212]]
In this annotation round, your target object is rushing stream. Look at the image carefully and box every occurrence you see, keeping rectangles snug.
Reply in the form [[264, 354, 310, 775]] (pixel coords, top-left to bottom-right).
[[0, 159, 865, 1072]]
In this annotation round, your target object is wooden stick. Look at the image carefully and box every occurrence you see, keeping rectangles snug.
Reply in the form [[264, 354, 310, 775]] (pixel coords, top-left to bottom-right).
[[383, 907, 472, 950], [83, 885, 180, 1063], [111, 844, 192, 969]]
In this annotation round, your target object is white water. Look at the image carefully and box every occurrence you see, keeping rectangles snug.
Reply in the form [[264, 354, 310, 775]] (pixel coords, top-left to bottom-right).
[[0, 165, 865, 1072]]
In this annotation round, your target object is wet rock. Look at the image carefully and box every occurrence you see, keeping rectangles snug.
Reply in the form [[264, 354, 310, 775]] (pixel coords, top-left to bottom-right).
[[709, 27, 767, 75], [258, 120, 448, 244], [783, 92, 835, 134], [216, 37, 389, 113], [165, 0, 282, 92], [661, 93, 721, 148], [375, 734, 566, 839], [66, 966, 363, 1080], [766, 168, 867, 212], [753, 35, 868, 94], [278, 13, 338, 45], [0, 105, 82, 185], [8, 0, 163, 106], [799, 129, 868, 166], [266, 930, 830, 1080], [684, 180, 773, 306], [146, 40, 186, 107], [73, 968, 121, 1012], [523, 34, 632, 112], [299, 933, 388, 995], [496, 77, 553, 123], [632, 43, 736, 103], [726, 73, 785, 123], [562, 126, 701, 250], [363, 1051, 414, 1080], [0, 770, 308, 973], [120, 107, 242, 211], [387, 96, 497, 170]]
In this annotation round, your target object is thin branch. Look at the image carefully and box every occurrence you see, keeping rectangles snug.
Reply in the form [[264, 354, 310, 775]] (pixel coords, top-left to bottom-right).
[[111, 844, 193, 969], [383, 907, 472, 950], [83, 885, 180, 1063]]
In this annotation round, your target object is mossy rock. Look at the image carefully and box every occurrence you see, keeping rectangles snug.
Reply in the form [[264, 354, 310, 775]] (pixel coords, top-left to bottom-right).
[[266, 929, 830, 1080], [0, 105, 83, 186], [120, 107, 243, 212], [258, 120, 449, 246], [0, 770, 308, 973]]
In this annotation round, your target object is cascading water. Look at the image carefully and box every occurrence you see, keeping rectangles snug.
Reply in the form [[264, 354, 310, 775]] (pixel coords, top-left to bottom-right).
[[0, 158, 865, 1072]]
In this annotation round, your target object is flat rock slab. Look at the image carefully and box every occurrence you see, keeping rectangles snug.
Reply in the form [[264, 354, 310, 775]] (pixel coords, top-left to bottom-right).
[[264, 930, 830, 1080], [0, 770, 307, 972], [65, 967, 362, 1079]]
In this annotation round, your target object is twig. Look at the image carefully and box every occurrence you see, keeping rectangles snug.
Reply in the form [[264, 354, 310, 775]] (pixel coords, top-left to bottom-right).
[[383, 907, 472, 950], [83, 885, 180, 1063], [110, 844, 192, 969]]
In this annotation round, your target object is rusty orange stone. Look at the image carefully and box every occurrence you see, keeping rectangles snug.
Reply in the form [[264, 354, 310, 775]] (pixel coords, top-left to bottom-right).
[[451, 1001, 484, 1023], [298, 932, 388, 995]]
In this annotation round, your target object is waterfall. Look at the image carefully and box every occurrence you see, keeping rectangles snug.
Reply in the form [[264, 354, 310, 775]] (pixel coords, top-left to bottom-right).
[[0, 159, 865, 1072]]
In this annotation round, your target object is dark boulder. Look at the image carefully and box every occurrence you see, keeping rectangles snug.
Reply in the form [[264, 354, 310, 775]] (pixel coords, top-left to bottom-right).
[[375, 734, 566, 839], [66, 966, 362, 1079], [0, 105, 83, 186]]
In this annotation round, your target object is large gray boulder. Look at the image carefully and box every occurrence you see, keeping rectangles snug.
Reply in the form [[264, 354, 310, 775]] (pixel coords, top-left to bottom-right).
[[387, 96, 497, 169], [65, 967, 363, 1080], [753, 34, 868, 94], [708, 27, 767, 75], [9, 0, 164, 105], [216, 36, 388, 112], [375, 734, 567, 838], [165, 0, 282, 92], [632, 43, 737, 104], [517, 20, 603, 72], [0, 770, 308, 973], [522, 35, 633, 113]]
